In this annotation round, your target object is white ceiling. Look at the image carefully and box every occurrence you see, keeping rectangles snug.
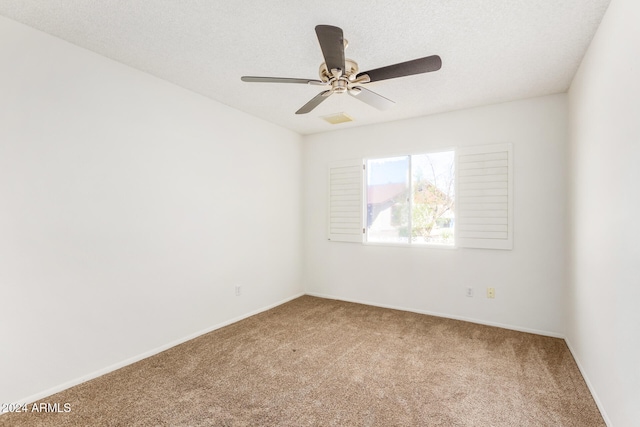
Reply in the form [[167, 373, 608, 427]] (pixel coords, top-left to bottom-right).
[[0, 0, 611, 135]]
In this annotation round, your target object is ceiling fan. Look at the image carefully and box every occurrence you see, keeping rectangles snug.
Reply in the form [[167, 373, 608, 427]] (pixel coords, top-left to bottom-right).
[[241, 25, 442, 115]]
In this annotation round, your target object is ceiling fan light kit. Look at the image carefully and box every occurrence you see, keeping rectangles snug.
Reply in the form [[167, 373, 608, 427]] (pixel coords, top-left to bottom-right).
[[241, 25, 441, 115]]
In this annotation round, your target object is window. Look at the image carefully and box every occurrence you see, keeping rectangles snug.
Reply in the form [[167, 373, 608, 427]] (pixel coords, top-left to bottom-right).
[[327, 143, 512, 249], [366, 151, 455, 245]]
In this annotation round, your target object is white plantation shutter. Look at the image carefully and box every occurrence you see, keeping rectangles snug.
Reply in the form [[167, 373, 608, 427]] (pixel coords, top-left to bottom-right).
[[327, 159, 364, 242], [456, 143, 513, 250]]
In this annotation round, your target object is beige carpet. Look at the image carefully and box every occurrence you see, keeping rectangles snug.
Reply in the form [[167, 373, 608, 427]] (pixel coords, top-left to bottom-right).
[[1, 296, 604, 426]]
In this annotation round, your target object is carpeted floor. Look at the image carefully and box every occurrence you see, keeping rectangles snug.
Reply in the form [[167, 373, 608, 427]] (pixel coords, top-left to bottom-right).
[[1, 296, 605, 426]]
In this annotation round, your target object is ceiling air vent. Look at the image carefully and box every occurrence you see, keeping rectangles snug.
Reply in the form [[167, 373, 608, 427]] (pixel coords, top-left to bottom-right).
[[322, 112, 354, 125]]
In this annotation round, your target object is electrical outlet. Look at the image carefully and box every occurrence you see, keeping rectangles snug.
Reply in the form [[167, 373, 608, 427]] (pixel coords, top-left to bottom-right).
[[235, 285, 242, 296], [487, 287, 495, 299], [466, 287, 474, 297]]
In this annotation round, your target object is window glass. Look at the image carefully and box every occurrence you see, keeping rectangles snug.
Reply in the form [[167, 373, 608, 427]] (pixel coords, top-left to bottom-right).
[[366, 156, 409, 243], [411, 151, 455, 245], [366, 151, 455, 246]]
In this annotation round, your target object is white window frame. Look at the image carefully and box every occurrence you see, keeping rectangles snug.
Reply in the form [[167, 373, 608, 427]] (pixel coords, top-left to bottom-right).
[[363, 149, 456, 248]]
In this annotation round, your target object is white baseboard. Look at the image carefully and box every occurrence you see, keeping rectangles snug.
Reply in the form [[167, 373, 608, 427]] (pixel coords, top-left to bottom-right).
[[8, 292, 305, 411], [564, 338, 612, 427], [305, 292, 565, 339]]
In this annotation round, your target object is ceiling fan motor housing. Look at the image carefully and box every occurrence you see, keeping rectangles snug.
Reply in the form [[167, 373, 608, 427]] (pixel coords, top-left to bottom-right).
[[319, 58, 359, 82]]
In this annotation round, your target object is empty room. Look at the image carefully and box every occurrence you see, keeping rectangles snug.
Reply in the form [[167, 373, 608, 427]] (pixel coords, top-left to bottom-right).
[[1, 1, 638, 426]]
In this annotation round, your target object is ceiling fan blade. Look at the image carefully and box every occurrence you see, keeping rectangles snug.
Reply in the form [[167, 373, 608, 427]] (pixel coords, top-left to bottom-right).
[[349, 87, 395, 110], [357, 55, 442, 82], [315, 25, 345, 74], [296, 90, 332, 114], [241, 76, 324, 85]]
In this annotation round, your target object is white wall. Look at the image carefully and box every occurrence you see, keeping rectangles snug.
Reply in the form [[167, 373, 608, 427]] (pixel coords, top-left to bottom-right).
[[0, 16, 303, 405], [567, 0, 640, 424], [303, 94, 568, 336]]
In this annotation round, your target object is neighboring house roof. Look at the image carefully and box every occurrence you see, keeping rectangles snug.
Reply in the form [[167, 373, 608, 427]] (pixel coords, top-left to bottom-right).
[[367, 181, 453, 206], [367, 183, 407, 205]]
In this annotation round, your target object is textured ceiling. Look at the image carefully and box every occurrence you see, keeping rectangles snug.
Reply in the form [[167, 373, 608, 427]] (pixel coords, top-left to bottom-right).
[[0, 1, 611, 135]]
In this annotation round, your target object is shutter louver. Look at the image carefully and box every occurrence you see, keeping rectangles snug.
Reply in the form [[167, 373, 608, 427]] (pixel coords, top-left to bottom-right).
[[457, 144, 513, 250], [328, 159, 364, 242]]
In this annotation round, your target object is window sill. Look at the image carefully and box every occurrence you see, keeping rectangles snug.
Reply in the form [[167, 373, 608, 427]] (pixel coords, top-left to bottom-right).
[[362, 241, 458, 250]]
